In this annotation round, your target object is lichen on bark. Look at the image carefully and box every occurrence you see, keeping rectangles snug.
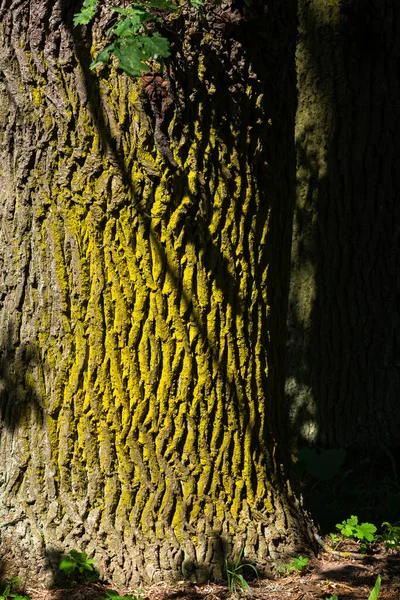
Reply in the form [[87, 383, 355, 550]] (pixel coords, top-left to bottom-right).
[[0, 0, 314, 586]]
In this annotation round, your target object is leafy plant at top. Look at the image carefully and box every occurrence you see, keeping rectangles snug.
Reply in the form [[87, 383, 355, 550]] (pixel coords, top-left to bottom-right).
[[379, 521, 400, 551], [58, 550, 99, 582], [225, 547, 258, 595], [73, 0, 97, 25], [98, 591, 145, 600], [0, 578, 30, 600], [74, 0, 180, 77], [336, 515, 377, 542]]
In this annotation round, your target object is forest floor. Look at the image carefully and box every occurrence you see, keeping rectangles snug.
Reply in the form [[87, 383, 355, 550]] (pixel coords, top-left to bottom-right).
[[25, 539, 400, 600]]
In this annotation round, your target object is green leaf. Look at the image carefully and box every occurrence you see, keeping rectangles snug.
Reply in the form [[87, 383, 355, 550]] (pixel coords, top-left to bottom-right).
[[367, 575, 381, 600], [114, 40, 150, 77], [91, 44, 115, 69], [286, 557, 305, 571], [291, 556, 309, 570], [341, 524, 355, 537], [111, 18, 137, 37], [237, 574, 250, 590], [138, 33, 170, 59], [111, 6, 137, 16], [380, 521, 400, 550], [111, 6, 154, 19], [58, 558, 76, 574], [110, 9, 156, 35], [336, 515, 358, 537], [73, 0, 97, 26], [105, 592, 121, 598], [355, 523, 377, 542]]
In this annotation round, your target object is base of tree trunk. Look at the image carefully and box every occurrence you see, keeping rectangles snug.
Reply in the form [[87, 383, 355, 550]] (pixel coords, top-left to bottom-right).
[[0, 496, 316, 586]]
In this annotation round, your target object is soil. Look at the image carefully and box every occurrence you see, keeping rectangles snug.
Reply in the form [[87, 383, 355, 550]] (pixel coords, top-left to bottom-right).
[[25, 540, 400, 600]]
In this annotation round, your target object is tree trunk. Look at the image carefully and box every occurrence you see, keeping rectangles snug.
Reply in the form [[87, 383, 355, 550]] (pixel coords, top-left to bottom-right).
[[287, 0, 400, 450], [0, 0, 313, 587]]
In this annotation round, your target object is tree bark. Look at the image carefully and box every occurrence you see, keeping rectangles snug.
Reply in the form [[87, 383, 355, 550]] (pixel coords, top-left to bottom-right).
[[0, 0, 313, 587], [287, 0, 400, 450]]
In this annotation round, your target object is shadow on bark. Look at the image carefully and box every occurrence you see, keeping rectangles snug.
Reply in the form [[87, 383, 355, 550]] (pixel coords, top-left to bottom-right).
[[286, 0, 400, 525], [0, 559, 8, 582], [59, 0, 295, 470], [62, 2, 243, 326], [288, 0, 400, 451], [59, 0, 279, 320], [0, 319, 44, 431]]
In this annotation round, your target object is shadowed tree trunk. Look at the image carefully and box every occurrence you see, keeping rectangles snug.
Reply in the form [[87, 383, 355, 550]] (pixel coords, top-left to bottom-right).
[[0, 0, 314, 586], [287, 0, 400, 450]]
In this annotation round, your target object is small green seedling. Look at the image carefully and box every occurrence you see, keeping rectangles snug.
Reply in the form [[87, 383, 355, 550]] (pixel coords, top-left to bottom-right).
[[380, 521, 400, 551], [336, 516, 377, 542], [325, 575, 381, 600], [225, 548, 258, 595], [98, 591, 145, 600], [0, 578, 30, 600], [328, 533, 342, 550], [273, 556, 310, 576], [58, 549, 99, 582], [272, 562, 288, 576], [368, 575, 381, 600], [287, 556, 310, 572]]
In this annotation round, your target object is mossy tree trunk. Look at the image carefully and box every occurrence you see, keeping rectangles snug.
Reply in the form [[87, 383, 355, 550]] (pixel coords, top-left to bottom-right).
[[287, 0, 400, 450], [0, 0, 313, 586]]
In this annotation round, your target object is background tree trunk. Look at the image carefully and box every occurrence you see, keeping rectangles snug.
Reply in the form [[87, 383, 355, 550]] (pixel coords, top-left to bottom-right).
[[0, 0, 313, 586], [287, 0, 400, 450]]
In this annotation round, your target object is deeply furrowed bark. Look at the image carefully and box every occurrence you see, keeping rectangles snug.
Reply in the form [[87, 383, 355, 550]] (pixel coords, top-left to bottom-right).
[[287, 0, 400, 449], [0, 0, 313, 586]]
